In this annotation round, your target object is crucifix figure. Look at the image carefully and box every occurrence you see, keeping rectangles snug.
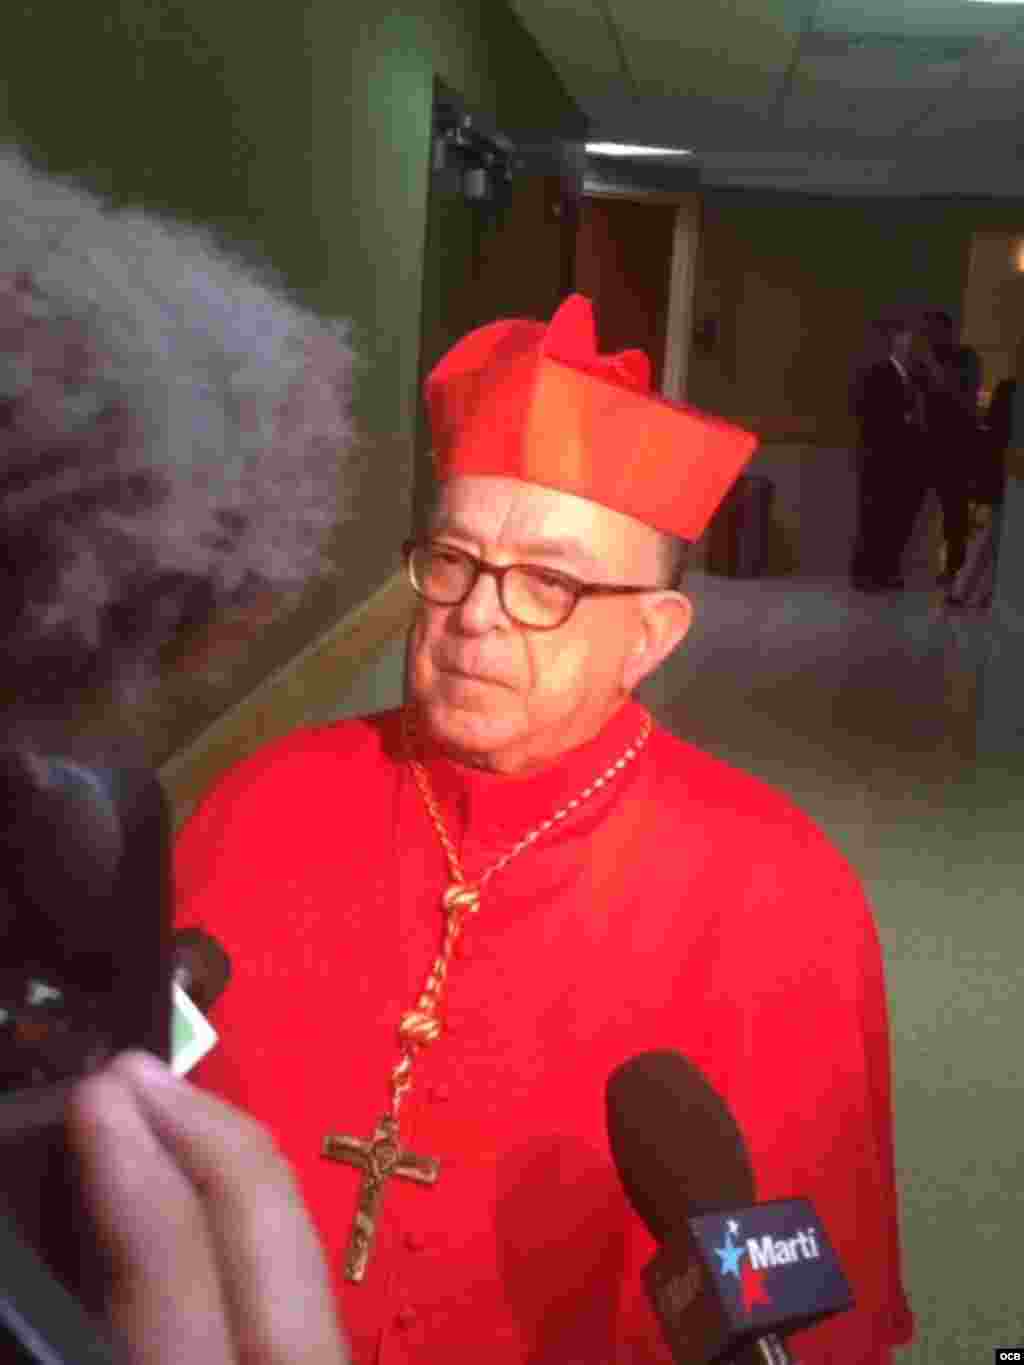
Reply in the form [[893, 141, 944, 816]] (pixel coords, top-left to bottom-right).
[[322, 1114, 440, 1282]]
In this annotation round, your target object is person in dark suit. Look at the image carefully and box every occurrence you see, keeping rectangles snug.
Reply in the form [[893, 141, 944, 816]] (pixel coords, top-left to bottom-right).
[[944, 374, 1021, 608], [981, 375, 1013, 508], [911, 311, 981, 597], [850, 318, 927, 592]]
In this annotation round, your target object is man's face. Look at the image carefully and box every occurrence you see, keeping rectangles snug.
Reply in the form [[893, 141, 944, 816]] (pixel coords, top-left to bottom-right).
[[406, 475, 691, 775]]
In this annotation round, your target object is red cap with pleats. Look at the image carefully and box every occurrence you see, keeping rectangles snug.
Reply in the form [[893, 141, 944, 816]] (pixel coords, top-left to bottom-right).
[[424, 294, 758, 541]]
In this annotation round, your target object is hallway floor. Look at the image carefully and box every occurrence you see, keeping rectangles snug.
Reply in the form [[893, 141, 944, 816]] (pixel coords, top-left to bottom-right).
[[640, 570, 1020, 1365], [637, 567, 987, 874]]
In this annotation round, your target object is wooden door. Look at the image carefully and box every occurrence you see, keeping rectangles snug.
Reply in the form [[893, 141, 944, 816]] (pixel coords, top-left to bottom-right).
[[575, 196, 679, 391]]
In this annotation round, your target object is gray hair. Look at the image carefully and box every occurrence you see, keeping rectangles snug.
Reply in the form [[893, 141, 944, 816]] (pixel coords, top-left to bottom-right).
[[1, 147, 362, 749]]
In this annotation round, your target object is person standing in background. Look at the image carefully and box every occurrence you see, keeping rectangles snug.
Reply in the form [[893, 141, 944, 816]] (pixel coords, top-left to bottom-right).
[[960, 340, 1019, 604], [984, 371, 1014, 525], [911, 310, 982, 599], [850, 317, 928, 593]]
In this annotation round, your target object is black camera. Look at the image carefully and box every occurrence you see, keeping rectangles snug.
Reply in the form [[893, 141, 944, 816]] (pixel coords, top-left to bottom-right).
[[0, 750, 173, 1361]]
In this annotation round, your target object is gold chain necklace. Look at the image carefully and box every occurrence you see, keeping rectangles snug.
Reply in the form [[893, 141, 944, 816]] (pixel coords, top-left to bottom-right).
[[321, 705, 653, 1283]]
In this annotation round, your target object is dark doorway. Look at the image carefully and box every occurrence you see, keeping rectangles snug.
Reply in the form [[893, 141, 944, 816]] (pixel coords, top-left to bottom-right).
[[574, 196, 678, 392]]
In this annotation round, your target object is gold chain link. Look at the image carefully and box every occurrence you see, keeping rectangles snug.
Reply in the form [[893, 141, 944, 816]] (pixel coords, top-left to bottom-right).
[[388, 708, 652, 1116]]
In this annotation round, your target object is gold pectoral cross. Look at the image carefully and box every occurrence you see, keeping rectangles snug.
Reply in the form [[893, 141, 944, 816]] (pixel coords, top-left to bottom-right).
[[322, 1114, 440, 1282]]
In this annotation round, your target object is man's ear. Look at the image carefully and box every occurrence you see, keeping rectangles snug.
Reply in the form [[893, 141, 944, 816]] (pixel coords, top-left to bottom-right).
[[622, 592, 693, 692]]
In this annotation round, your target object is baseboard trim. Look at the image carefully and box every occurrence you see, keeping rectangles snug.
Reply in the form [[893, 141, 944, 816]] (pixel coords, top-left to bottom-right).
[[159, 571, 415, 817]]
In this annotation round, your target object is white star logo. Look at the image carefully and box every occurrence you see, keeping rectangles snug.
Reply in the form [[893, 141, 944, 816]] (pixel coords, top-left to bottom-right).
[[728, 1219, 740, 1236]]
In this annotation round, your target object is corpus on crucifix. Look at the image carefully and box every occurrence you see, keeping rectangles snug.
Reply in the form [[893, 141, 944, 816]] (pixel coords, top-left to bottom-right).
[[322, 1113, 440, 1282]]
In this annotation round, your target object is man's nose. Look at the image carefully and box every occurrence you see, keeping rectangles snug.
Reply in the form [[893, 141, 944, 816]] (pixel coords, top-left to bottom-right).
[[452, 567, 508, 630]]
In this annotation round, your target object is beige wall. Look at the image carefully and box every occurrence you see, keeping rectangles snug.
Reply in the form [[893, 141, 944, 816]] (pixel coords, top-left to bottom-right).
[[962, 230, 1024, 404], [690, 189, 1024, 446], [685, 190, 1024, 578]]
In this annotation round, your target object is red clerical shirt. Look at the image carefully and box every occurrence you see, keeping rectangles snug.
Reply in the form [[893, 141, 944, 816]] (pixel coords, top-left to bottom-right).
[[174, 698, 914, 1365]]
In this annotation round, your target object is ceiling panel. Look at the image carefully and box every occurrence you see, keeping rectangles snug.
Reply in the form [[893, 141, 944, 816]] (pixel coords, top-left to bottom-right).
[[814, 0, 1024, 41], [549, 74, 639, 119], [798, 53, 962, 90], [924, 45, 1024, 139], [505, 0, 624, 87], [780, 67, 958, 138], [698, 148, 1024, 195], [799, 45, 980, 93], [608, 0, 805, 109], [912, 39, 1024, 136], [581, 90, 801, 152], [506, 0, 1024, 194], [972, 34, 1024, 87], [914, 100, 1024, 140]]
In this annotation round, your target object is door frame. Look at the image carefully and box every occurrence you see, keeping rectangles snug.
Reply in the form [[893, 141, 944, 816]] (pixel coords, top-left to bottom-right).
[[580, 185, 701, 402]]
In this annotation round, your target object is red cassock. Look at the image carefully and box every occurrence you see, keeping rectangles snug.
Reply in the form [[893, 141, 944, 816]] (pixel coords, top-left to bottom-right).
[[174, 698, 914, 1365]]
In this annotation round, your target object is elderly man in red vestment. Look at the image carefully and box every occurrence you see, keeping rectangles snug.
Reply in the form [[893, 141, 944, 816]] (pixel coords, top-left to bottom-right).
[[176, 295, 914, 1364]]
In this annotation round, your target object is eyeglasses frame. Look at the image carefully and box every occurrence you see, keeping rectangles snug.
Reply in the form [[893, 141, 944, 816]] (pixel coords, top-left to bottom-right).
[[402, 537, 673, 631]]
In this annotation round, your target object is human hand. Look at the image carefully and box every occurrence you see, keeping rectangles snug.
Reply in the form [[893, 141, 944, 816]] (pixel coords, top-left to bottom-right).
[[67, 1051, 350, 1365]]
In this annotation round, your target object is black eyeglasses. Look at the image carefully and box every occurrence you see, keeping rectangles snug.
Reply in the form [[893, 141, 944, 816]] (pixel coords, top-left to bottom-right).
[[402, 539, 667, 631]]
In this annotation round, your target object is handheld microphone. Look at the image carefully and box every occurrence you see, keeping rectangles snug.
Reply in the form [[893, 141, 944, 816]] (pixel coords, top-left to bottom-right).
[[606, 1050, 853, 1364], [172, 927, 232, 1016]]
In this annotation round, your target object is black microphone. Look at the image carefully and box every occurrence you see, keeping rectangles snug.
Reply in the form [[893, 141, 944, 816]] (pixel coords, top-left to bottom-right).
[[171, 927, 232, 1016], [606, 1050, 853, 1364]]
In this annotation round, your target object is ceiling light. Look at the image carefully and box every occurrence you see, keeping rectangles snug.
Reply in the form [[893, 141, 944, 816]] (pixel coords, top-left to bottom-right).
[[585, 142, 694, 158]]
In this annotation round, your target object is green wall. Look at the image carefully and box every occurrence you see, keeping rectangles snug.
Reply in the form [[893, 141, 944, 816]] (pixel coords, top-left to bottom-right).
[[308, 4, 584, 443], [2, 0, 581, 762], [3, 0, 580, 439]]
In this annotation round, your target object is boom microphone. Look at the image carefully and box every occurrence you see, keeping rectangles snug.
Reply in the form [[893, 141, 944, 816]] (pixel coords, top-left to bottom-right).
[[606, 1050, 853, 1364]]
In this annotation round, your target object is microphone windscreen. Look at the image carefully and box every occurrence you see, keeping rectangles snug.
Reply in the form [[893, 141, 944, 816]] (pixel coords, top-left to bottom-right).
[[606, 1050, 755, 1244], [172, 928, 232, 1015]]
